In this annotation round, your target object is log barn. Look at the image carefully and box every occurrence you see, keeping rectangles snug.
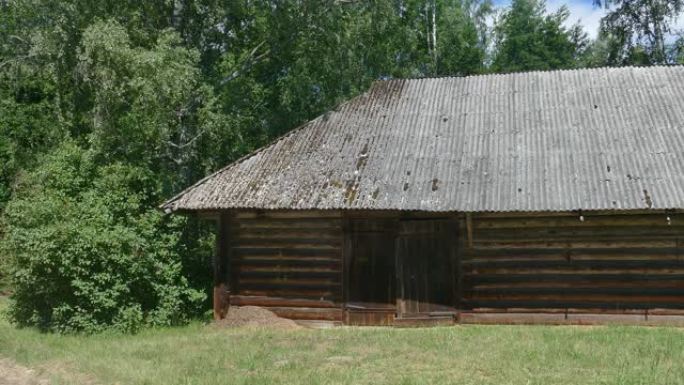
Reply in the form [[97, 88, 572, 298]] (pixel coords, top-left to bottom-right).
[[163, 66, 684, 326]]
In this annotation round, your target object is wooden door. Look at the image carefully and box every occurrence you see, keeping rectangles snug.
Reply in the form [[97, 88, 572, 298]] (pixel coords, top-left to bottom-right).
[[396, 219, 457, 317]]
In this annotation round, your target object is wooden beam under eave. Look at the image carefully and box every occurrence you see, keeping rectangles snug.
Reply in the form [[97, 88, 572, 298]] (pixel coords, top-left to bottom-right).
[[465, 213, 473, 249]]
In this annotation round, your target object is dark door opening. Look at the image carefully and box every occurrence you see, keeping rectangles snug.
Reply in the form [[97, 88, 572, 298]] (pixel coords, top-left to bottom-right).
[[345, 219, 396, 307], [396, 219, 456, 317]]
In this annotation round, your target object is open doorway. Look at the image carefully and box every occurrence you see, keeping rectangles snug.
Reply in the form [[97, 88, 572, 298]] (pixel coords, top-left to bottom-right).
[[395, 219, 457, 318]]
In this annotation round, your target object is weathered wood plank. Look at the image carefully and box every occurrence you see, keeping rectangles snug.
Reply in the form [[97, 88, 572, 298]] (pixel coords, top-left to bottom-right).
[[462, 247, 681, 258], [463, 258, 684, 267], [469, 287, 684, 296], [345, 309, 395, 326], [465, 273, 684, 284], [239, 289, 340, 300], [228, 210, 344, 322], [471, 280, 684, 289], [459, 312, 568, 324], [233, 210, 342, 219], [463, 300, 684, 309], [473, 215, 681, 229], [268, 307, 343, 321], [232, 246, 340, 254], [230, 295, 338, 308], [238, 270, 341, 279]]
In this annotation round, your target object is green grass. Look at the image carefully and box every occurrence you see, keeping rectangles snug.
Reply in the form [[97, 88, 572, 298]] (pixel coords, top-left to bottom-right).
[[1, 297, 684, 385]]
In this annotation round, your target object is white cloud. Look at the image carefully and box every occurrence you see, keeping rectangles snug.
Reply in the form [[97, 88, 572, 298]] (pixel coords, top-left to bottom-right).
[[545, 0, 606, 38]]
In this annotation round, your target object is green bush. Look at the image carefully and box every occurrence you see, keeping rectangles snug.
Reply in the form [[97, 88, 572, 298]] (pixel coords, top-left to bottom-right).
[[1, 142, 205, 333]]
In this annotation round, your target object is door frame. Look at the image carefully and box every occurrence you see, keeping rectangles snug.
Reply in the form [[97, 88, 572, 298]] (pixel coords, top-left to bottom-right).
[[394, 217, 459, 318]]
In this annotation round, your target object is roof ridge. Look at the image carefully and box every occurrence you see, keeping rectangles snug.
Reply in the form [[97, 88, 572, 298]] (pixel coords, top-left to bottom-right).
[[377, 64, 684, 82]]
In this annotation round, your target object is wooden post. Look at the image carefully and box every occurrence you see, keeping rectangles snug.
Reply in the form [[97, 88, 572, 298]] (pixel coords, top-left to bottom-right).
[[213, 212, 230, 320], [465, 213, 473, 249], [341, 215, 351, 315], [395, 222, 405, 317], [450, 217, 460, 311]]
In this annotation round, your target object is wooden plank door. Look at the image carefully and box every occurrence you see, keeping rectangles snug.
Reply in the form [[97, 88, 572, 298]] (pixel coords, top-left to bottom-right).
[[396, 219, 456, 317]]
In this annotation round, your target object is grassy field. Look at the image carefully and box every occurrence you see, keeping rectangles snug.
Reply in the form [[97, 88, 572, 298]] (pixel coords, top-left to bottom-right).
[[1, 298, 684, 385]]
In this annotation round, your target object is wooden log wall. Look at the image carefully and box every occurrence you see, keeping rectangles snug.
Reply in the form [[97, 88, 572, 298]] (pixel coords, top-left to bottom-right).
[[227, 211, 344, 322], [459, 211, 684, 319], [219, 209, 684, 326]]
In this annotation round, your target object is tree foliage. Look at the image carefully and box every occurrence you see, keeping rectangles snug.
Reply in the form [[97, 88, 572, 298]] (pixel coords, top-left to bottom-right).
[[492, 0, 587, 72], [0, 0, 679, 332], [2, 142, 204, 333], [596, 0, 684, 65]]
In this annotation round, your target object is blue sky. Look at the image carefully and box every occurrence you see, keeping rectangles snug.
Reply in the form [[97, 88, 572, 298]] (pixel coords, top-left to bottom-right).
[[494, 0, 684, 39]]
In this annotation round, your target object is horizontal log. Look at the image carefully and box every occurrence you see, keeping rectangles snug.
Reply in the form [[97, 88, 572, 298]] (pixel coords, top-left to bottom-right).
[[267, 307, 343, 321], [231, 229, 341, 239], [471, 280, 684, 289], [229, 295, 339, 308], [232, 235, 341, 244], [473, 237, 682, 246], [458, 312, 684, 325], [468, 286, 684, 296], [464, 268, 684, 275], [462, 247, 681, 258], [343, 210, 456, 219], [465, 274, 684, 284], [345, 311, 395, 326], [233, 226, 342, 234], [459, 312, 568, 325], [462, 259, 684, 270], [239, 270, 341, 279], [647, 308, 684, 315], [474, 226, 684, 238], [348, 221, 398, 232], [469, 307, 646, 314], [233, 219, 342, 229], [567, 253, 682, 261], [466, 293, 684, 303], [462, 299, 684, 309], [232, 240, 342, 248], [472, 240, 681, 249], [234, 210, 342, 219], [471, 210, 681, 219], [233, 253, 341, 261], [465, 254, 681, 263], [345, 301, 396, 310], [565, 313, 646, 324], [393, 317, 455, 327], [232, 247, 341, 257], [470, 240, 678, 249], [238, 277, 341, 287], [237, 284, 341, 296], [234, 260, 341, 271], [473, 215, 681, 229], [239, 289, 341, 300], [236, 265, 340, 274], [642, 315, 684, 326]]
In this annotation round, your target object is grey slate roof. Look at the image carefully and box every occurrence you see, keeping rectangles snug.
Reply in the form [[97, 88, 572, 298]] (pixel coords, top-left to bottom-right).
[[163, 66, 684, 213]]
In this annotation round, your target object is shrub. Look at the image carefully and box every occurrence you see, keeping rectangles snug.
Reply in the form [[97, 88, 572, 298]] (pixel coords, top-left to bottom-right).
[[1, 142, 205, 333]]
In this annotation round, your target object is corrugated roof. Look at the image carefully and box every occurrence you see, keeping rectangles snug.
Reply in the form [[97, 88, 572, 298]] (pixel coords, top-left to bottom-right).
[[163, 66, 684, 213]]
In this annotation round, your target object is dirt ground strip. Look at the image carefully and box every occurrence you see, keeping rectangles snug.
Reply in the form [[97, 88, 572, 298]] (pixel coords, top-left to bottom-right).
[[0, 358, 49, 385], [213, 306, 302, 330]]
